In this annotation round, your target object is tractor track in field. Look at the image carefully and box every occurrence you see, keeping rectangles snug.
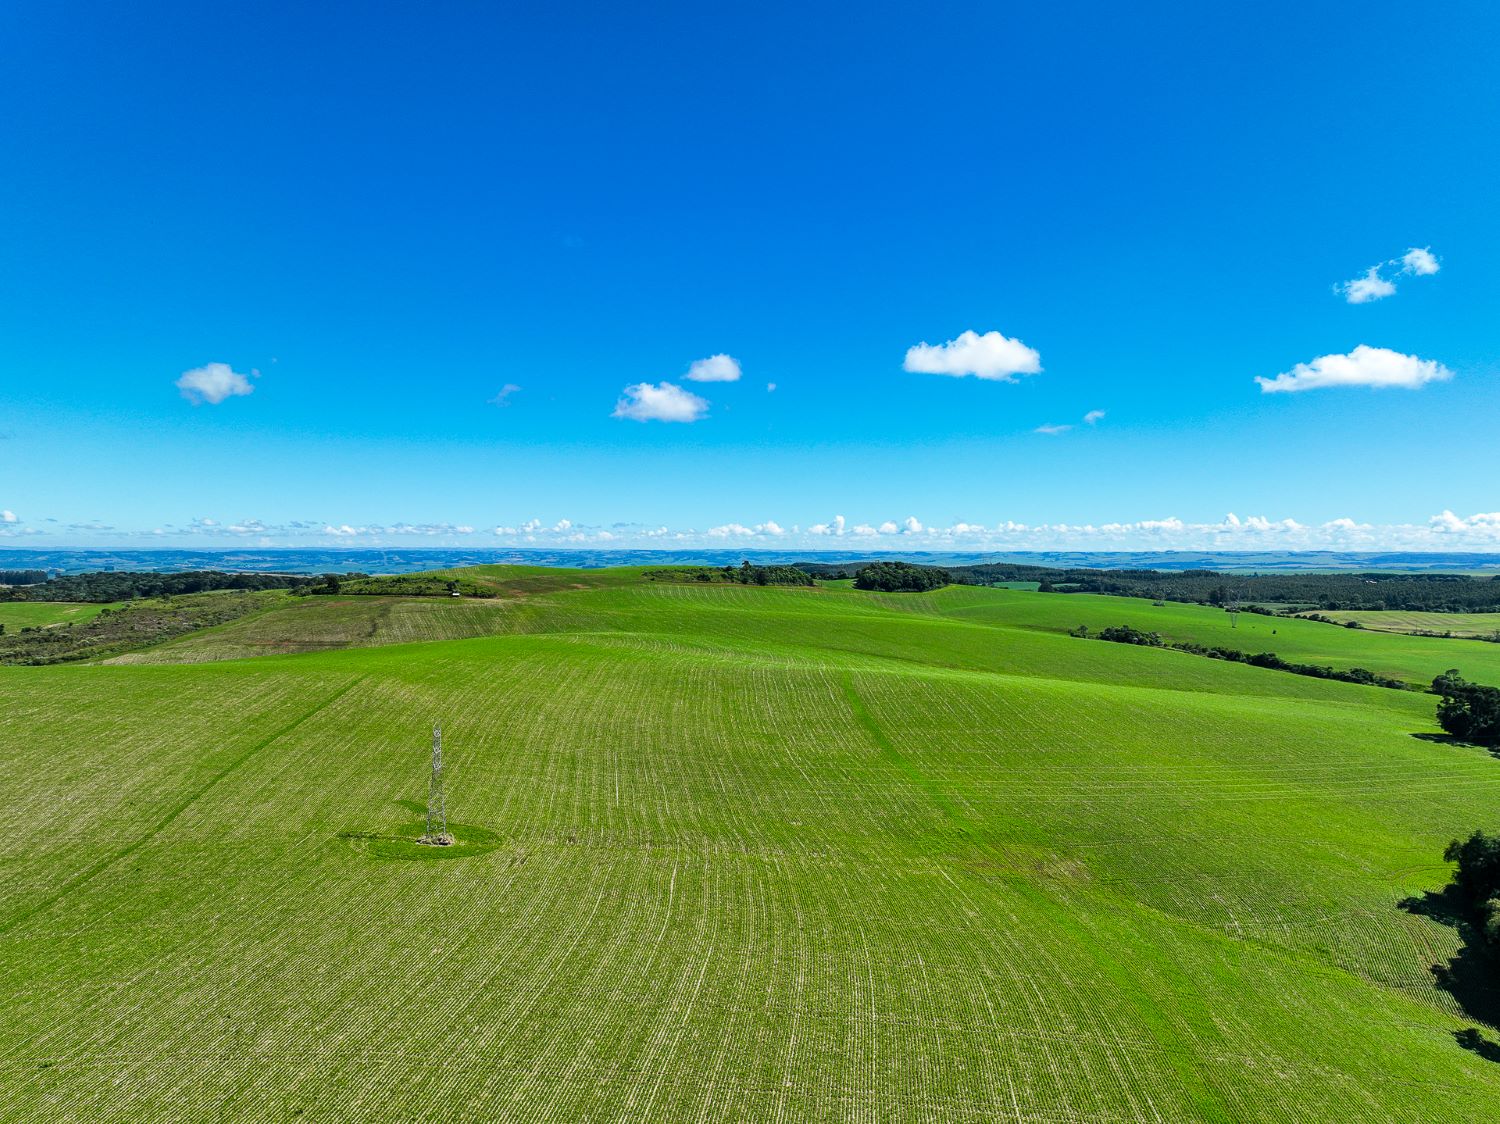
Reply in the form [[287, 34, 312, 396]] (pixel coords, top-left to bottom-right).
[[0, 675, 367, 938]]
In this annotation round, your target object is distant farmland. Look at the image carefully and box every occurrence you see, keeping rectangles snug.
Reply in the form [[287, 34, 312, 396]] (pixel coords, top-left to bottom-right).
[[4, 569, 1500, 1120], [0, 601, 116, 630], [1315, 608, 1500, 640]]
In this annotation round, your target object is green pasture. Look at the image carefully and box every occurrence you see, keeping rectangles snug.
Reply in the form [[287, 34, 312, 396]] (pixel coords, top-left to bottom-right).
[[1317, 609, 1500, 640], [0, 601, 115, 630], [3, 571, 1500, 1120]]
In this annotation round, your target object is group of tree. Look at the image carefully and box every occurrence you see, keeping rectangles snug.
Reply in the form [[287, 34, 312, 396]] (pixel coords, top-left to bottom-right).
[[794, 560, 1500, 613], [852, 561, 950, 593], [297, 573, 502, 598], [1433, 671, 1500, 746], [645, 563, 815, 587], [1014, 567, 1500, 612], [0, 570, 317, 603], [1437, 831, 1500, 951], [0, 569, 48, 586]]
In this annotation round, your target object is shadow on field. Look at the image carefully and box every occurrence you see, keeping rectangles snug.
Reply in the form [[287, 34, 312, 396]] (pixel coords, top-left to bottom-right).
[[1455, 1028, 1500, 1063], [1399, 885, 1500, 1029], [1410, 733, 1500, 765]]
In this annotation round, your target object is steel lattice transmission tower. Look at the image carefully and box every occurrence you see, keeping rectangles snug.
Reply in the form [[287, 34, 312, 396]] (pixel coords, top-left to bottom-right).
[[421, 723, 454, 845]]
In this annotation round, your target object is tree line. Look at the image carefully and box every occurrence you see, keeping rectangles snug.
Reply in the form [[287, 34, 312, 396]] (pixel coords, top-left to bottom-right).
[[0, 570, 317, 603], [0, 570, 48, 586], [793, 560, 1500, 613], [644, 563, 815, 587]]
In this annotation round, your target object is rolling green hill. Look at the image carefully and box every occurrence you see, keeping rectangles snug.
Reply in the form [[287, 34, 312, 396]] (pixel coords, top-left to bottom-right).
[[4, 570, 1500, 1120]]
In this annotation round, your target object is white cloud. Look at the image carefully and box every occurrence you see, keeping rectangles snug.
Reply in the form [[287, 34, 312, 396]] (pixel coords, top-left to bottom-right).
[[903, 516, 922, 534], [1402, 246, 1440, 276], [176, 362, 256, 405], [685, 354, 741, 382], [1337, 247, 1440, 303], [1430, 510, 1500, 535], [0, 510, 16, 523], [756, 521, 785, 536], [904, 329, 1042, 382], [1035, 423, 1072, 435], [612, 381, 709, 422], [707, 523, 755, 537], [1083, 409, 1105, 425], [808, 514, 847, 536], [1339, 267, 1397, 304], [1256, 345, 1452, 394], [851, 523, 879, 536], [877, 521, 898, 534], [766, 382, 777, 393], [490, 384, 522, 406]]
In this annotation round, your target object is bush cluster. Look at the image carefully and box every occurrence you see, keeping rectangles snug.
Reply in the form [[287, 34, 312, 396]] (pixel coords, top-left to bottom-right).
[[1433, 671, 1500, 746]]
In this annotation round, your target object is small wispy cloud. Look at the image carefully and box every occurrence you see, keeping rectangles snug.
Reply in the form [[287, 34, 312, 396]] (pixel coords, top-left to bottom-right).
[[1336, 246, 1440, 303], [1256, 345, 1452, 393], [684, 354, 742, 382], [1039, 408, 1106, 434], [612, 381, 709, 422], [177, 362, 256, 405], [904, 329, 1042, 382], [489, 383, 522, 406]]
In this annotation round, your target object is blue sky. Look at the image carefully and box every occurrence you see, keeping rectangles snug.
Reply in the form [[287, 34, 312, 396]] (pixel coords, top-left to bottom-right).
[[3, 1, 1497, 551]]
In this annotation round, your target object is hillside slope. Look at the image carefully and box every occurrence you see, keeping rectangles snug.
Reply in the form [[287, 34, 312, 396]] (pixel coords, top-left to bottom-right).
[[2, 573, 1500, 1120]]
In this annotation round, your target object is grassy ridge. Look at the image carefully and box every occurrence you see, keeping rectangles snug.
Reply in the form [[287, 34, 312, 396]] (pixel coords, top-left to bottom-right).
[[3, 572, 1500, 1119]]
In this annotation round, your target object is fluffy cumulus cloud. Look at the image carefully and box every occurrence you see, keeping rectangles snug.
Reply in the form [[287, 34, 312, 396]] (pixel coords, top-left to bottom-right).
[[684, 354, 741, 382], [1402, 246, 1441, 276], [1340, 268, 1397, 304], [1083, 409, 1106, 425], [903, 329, 1042, 382], [1430, 510, 1500, 536], [1, 509, 16, 523], [1255, 345, 1452, 394], [1337, 246, 1440, 303], [612, 381, 709, 422], [176, 362, 256, 404]]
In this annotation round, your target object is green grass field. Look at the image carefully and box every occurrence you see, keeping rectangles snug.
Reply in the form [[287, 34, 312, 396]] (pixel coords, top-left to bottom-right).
[[1317, 609, 1500, 640], [4, 571, 1500, 1120], [0, 601, 116, 630]]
